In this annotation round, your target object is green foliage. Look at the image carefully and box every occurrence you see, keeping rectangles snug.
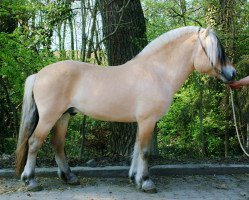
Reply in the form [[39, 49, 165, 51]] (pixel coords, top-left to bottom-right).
[[0, 0, 59, 155], [0, 30, 57, 154], [1, 0, 249, 162], [143, 0, 249, 158], [143, 0, 206, 42], [157, 73, 228, 158]]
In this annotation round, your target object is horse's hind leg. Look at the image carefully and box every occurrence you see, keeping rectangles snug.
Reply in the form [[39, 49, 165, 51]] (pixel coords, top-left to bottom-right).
[[51, 113, 79, 185], [134, 118, 157, 193], [21, 117, 56, 191]]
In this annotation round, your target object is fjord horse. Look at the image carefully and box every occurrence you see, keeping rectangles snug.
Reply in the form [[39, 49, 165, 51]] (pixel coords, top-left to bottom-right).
[[16, 26, 236, 192]]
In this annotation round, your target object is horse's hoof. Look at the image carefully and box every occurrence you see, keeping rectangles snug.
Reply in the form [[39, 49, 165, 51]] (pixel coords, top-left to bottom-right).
[[129, 174, 136, 184], [58, 170, 80, 185], [67, 179, 80, 185], [25, 179, 43, 192], [67, 173, 80, 185], [27, 185, 43, 192], [142, 179, 157, 193]]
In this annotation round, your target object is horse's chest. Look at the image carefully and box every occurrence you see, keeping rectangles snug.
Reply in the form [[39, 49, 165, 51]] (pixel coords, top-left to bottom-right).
[[136, 91, 173, 121], [154, 96, 172, 116]]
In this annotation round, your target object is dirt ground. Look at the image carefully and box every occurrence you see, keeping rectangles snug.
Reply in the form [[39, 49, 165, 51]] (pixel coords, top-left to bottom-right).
[[1, 174, 249, 200]]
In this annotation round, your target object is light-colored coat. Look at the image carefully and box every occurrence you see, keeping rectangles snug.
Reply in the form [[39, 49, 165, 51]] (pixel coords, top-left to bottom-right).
[[16, 26, 236, 192]]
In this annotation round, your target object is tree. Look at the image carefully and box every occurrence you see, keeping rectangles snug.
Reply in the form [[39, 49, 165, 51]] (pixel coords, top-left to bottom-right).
[[0, 0, 19, 152], [98, 0, 148, 155], [0, 0, 57, 154], [205, 0, 249, 157]]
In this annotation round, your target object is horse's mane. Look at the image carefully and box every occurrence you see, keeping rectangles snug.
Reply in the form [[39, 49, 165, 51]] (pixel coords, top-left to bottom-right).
[[138, 26, 228, 67], [139, 26, 200, 56]]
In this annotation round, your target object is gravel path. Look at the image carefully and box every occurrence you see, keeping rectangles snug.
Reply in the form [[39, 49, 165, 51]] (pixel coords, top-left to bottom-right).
[[1, 174, 249, 200]]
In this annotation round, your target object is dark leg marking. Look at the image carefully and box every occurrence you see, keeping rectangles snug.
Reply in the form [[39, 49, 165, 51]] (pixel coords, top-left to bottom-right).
[[130, 172, 136, 184]]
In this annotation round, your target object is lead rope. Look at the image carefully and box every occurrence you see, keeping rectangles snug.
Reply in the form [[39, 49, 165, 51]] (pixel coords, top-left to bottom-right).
[[230, 88, 249, 157]]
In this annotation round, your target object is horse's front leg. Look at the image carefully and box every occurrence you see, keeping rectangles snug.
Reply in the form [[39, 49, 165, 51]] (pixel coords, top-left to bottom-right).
[[129, 140, 139, 183], [132, 118, 157, 193]]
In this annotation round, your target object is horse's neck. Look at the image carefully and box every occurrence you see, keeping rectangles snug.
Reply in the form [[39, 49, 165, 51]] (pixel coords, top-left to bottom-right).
[[137, 37, 196, 94]]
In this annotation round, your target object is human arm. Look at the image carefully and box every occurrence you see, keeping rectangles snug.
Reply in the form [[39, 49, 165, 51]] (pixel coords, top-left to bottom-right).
[[229, 76, 249, 89]]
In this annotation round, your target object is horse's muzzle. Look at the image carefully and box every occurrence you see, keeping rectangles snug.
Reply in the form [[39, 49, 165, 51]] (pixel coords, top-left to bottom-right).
[[221, 66, 236, 83]]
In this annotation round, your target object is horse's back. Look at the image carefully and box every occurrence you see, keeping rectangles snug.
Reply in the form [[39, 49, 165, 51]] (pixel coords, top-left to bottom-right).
[[32, 60, 138, 121], [38, 60, 96, 76], [32, 59, 168, 122]]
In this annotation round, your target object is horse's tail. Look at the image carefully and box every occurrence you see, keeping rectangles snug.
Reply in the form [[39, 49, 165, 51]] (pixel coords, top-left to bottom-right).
[[16, 74, 39, 176]]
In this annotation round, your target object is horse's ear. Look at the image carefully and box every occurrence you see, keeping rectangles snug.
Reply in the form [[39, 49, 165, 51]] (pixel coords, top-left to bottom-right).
[[204, 27, 211, 38]]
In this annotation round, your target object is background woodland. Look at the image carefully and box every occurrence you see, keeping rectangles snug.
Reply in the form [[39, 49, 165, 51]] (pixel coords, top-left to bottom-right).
[[0, 0, 249, 165]]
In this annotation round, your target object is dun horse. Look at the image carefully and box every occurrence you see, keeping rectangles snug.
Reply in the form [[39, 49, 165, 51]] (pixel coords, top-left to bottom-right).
[[16, 26, 236, 192]]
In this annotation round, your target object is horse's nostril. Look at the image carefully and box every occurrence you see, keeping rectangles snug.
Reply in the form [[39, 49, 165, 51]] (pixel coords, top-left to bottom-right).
[[233, 70, 236, 77], [229, 70, 236, 81]]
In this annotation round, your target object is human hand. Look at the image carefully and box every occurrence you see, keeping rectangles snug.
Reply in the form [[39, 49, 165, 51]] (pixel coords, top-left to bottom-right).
[[228, 82, 242, 89]]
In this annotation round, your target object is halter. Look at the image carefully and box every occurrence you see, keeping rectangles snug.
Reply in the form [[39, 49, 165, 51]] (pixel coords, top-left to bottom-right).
[[197, 28, 222, 76]]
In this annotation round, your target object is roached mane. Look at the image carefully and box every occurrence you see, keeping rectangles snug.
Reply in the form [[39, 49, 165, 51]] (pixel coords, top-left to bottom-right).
[[139, 26, 228, 67], [139, 26, 199, 56]]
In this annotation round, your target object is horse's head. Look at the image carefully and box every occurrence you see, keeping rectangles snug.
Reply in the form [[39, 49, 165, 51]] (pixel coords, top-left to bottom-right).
[[193, 27, 236, 83]]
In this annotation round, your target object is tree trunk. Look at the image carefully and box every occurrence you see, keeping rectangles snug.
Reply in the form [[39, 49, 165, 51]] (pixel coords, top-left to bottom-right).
[[246, 123, 249, 149], [0, 14, 17, 33], [224, 91, 230, 158], [86, 1, 98, 61], [68, 16, 74, 59], [98, 0, 149, 156], [218, 0, 236, 60], [80, 115, 87, 159], [99, 0, 147, 65], [57, 22, 63, 54], [74, 18, 78, 59], [225, 124, 229, 158], [80, 0, 87, 62], [62, 20, 67, 58]]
